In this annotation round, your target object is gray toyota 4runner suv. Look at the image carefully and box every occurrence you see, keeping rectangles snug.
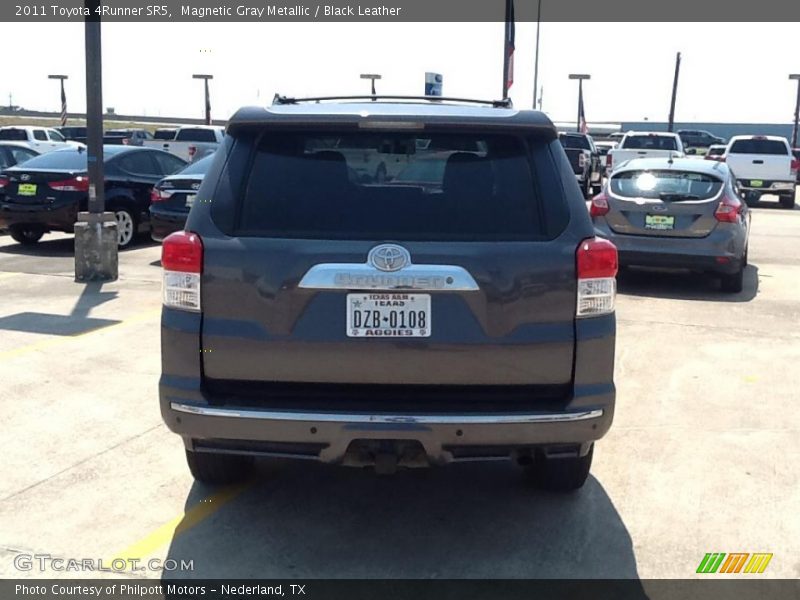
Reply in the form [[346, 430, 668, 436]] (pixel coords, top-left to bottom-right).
[[159, 97, 618, 492]]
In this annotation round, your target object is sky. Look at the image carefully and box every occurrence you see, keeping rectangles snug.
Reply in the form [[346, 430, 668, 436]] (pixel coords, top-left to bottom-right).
[[1, 21, 799, 124]]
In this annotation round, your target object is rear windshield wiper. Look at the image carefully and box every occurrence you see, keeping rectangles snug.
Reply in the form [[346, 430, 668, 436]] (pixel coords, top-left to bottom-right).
[[659, 192, 702, 202]]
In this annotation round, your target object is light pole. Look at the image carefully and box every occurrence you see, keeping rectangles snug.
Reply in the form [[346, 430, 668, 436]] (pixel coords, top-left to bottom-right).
[[668, 52, 682, 133], [360, 74, 381, 99], [532, 0, 542, 109], [568, 74, 590, 133], [48, 74, 68, 126], [192, 74, 213, 125], [790, 74, 800, 148]]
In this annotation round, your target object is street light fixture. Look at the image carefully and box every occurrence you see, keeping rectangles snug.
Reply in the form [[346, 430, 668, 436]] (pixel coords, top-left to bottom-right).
[[790, 74, 800, 148], [192, 74, 213, 125], [360, 73, 381, 99], [568, 74, 590, 133], [48, 74, 68, 126]]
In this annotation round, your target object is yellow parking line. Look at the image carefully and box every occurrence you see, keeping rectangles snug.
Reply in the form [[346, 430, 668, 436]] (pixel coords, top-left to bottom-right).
[[107, 483, 250, 564], [0, 307, 160, 361]]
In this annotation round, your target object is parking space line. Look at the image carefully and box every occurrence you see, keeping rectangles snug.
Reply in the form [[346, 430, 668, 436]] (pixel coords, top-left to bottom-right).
[[0, 272, 20, 281], [108, 482, 251, 565], [0, 307, 160, 361]]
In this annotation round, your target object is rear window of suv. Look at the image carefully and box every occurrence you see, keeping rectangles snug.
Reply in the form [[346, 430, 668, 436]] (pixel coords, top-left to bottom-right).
[[0, 129, 27, 141], [622, 135, 679, 151], [176, 128, 217, 142], [235, 132, 554, 241], [729, 139, 788, 155], [559, 134, 591, 150]]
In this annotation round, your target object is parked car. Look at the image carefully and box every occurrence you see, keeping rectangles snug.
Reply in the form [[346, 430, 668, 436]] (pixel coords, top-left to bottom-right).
[[145, 125, 224, 162], [607, 131, 685, 173], [590, 158, 750, 292], [0, 146, 186, 247], [724, 135, 797, 209], [158, 99, 618, 491], [150, 155, 214, 241], [704, 144, 727, 161], [0, 126, 83, 154], [607, 132, 625, 143], [678, 129, 725, 149], [153, 128, 177, 141], [0, 142, 39, 170], [56, 126, 88, 144], [558, 132, 602, 197], [103, 128, 154, 146]]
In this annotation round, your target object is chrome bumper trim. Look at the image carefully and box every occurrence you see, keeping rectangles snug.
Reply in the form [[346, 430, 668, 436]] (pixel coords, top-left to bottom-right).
[[170, 402, 604, 425]]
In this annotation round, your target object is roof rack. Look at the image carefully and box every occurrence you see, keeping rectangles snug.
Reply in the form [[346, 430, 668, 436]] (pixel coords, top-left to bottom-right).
[[272, 94, 513, 109]]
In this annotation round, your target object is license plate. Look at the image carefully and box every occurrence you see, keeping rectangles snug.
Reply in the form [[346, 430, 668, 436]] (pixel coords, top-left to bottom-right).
[[185, 194, 196, 207], [750, 180, 763, 187], [347, 293, 430, 338], [17, 183, 37, 196], [645, 214, 675, 230]]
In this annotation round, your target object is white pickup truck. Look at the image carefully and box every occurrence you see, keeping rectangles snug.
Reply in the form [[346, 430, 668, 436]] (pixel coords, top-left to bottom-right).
[[724, 135, 797, 209], [144, 125, 224, 162], [606, 131, 685, 173], [0, 126, 84, 154]]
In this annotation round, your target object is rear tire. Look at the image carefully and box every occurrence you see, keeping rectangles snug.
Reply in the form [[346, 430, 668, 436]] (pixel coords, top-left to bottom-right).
[[111, 206, 137, 248], [720, 266, 744, 293], [9, 226, 44, 245], [527, 444, 593, 492], [780, 193, 795, 209], [185, 449, 254, 485]]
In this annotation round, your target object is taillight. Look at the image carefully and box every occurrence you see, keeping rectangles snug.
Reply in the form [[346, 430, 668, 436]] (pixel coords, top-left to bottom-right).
[[590, 191, 610, 217], [606, 154, 613, 168], [715, 194, 742, 223], [0, 176, 8, 189], [576, 237, 617, 318], [150, 188, 171, 203], [162, 231, 203, 311], [49, 176, 89, 192], [791, 158, 800, 173], [188, 145, 197, 157]]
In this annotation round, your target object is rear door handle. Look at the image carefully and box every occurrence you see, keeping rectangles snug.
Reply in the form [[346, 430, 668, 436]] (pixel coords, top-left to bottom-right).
[[752, 160, 764, 164]]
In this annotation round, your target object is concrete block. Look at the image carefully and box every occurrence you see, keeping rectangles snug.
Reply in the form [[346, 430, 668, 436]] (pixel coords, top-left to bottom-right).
[[74, 215, 118, 282]]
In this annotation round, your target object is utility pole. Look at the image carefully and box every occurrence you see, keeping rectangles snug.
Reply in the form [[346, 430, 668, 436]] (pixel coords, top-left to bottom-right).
[[47, 75, 68, 126], [74, 0, 117, 282], [667, 52, 681, 133], [532, 0, 542, 109], [193, 74, 213, 125], [789, 74, 800, 148]]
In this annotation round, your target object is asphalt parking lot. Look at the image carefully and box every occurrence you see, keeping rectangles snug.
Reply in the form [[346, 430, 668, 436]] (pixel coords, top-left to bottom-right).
[[0, 198, 798, 581]]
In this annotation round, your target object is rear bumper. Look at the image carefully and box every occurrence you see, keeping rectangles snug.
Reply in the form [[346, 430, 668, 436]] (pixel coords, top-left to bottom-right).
[[159, 306, 616, 466], [0, 201, 76, 231], [166, 401, 612, 465], [593, 220, 746, 274], [149, 208, 187, 242], [737, 180, 795, 193]]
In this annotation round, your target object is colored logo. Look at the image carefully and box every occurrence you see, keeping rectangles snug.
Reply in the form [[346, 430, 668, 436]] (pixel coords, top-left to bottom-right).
[[696, 553, 772, 574]]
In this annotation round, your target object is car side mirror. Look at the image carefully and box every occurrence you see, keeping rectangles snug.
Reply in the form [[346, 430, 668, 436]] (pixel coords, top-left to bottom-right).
[[686, 148, 697, 156]]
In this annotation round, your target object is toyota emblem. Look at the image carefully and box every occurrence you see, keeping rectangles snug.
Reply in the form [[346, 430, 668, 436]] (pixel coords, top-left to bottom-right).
[[368, 244, 410, 272]]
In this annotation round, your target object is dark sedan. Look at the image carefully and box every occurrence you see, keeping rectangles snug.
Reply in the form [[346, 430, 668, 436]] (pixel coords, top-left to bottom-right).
[[149, 155, 213, 241], [0, 146, 186, 247], [590, 158, 750, 293]]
